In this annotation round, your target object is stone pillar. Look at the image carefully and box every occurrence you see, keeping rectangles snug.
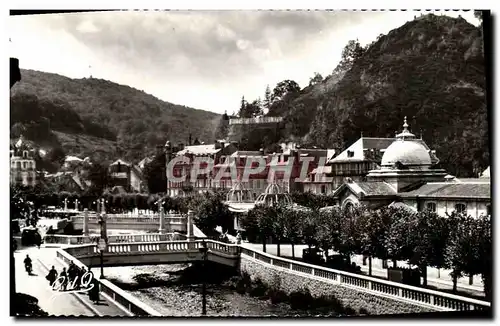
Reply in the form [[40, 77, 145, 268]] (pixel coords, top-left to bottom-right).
[[159, 207, 165, 234], [187, 210, 194, 241], [64, 198, 68, 211], [83, 208, 89, 236]]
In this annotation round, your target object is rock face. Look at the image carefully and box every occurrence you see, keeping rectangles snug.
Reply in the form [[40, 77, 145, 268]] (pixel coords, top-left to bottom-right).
[[284, 14, 488, 177], [239, 255, 435, 315]]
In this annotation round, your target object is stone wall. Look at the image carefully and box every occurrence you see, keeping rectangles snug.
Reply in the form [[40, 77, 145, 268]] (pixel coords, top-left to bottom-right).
[[240, 255, 436, 316]]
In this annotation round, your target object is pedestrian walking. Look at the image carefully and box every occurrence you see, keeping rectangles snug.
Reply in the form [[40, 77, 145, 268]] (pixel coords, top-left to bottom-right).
[[46, 266, 58, 286], [59, 267, 68, 291], [88, 277, 100, 304]]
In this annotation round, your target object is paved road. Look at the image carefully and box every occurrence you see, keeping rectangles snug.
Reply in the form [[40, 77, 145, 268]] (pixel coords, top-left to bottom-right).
[[15, 248, 94, 316], [241, 243, 485, 296], [14, 247, 127, 317]]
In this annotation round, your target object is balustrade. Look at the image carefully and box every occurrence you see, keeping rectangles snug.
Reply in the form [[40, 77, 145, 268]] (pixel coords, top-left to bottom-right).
[[239, 247, 491, 312]]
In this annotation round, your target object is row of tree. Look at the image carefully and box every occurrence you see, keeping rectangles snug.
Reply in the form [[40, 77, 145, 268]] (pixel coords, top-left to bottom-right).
[[240, 204, 491, 300]]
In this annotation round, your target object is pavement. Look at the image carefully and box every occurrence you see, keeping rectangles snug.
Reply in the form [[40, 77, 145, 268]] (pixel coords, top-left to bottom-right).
[[241, 243, 485, 297], [14, 246, 128, 317]]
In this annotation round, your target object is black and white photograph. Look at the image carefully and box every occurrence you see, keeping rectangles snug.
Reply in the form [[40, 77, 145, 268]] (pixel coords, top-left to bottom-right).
[[8, 7, 492, 319]]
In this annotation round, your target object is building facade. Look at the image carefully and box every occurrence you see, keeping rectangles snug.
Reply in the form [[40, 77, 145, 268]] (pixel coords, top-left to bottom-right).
[[332, 118, 491, 218], [10, 135, 37, 187]]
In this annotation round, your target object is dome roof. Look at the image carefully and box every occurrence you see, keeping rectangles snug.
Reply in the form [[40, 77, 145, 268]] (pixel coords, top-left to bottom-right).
[[381, 141, 432, 166], [381, 117, 432, 167]]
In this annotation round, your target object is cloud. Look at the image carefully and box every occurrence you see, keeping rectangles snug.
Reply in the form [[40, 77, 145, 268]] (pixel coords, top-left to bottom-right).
[[9, 10, 480, 114]]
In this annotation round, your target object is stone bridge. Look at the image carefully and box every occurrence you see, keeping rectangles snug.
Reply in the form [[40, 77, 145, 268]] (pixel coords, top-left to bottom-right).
[[55, 237, 490, 317]]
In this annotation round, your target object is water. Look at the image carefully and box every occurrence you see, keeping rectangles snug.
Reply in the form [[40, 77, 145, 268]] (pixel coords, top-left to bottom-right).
[[101, 264, 338, 317]]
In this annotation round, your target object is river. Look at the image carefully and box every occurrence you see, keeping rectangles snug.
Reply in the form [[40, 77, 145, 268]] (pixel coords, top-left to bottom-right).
[[96, 264, 339, 317]]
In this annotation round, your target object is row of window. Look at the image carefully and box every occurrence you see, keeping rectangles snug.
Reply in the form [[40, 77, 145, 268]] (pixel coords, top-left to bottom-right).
[[425, 202, 491, 215], [11, 160, 35, 170], [10, 150, 32, 158]]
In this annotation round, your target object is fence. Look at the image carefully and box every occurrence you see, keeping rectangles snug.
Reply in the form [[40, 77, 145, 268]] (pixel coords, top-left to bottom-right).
[[56, 248, 162, 316], [239, 247, 491, 312]]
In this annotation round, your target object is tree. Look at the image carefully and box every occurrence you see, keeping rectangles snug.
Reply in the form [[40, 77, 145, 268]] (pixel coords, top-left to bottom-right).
[[214, 111, 229, 140], [309, 72, 324, 86], [409, 210, 449, 286], [238, 96, 248, 118], [272, 205, 286, 256], [445, 212, 473, 293], [189, 191, 233, 236], [282, 207, 304, 258], [301, 209, 318, 250], [332, 39, 365, 77], [46, 146, 66, 167], [358, 207, 391, 276], [143, 153, 167, 194], [337, 205, 363, 264], [250, 204, 275, 253], [272, 80, 301, 102], [263, 84, 272, 112], [86, 162, 110, 196], [385, 207, 417, 267], [477, 215, 492, 300]]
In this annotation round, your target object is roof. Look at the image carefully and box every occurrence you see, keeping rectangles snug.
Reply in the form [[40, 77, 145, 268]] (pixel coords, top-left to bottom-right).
[[65, 156, 83, 162], [333, 181, 397, 198], [310, 166, 332, 174], [230, 151, 262, 158], [399, 182, 491, 199], [110, 159, 131, 166], [481, 166, 490, 178], [381, 140, 432, 166], [361, 137, 394, 150], [176, 144, 221, 156], [138, 157, 153, 169]]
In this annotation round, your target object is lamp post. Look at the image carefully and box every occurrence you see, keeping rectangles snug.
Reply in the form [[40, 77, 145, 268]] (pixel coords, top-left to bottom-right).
[[97, 216, 106, 279], [74, 199, 79, 211], [198, 240, 208, 315], [64, 198, 68, 211]]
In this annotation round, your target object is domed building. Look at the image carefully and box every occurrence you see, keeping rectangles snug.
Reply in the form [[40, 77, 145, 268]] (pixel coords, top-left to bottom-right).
[[332, 117, 490, 218], [254, 183, 293, 207], [365, 116, 447, 192]]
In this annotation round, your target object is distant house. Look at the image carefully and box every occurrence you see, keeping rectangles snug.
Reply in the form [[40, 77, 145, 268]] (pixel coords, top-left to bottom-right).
[[45, 171, 87, 193], [108, 159, 145, 193]]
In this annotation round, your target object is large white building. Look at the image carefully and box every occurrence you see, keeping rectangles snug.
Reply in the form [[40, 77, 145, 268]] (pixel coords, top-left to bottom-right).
[[332, 118, 491, 218]]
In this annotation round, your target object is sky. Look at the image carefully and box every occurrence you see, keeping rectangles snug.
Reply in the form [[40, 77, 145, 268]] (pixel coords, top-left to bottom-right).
[[8, 10, 480, 114]]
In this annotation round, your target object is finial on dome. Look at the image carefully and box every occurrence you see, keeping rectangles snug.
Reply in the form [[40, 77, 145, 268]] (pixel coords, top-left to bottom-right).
[[402, 116, 409, 132]]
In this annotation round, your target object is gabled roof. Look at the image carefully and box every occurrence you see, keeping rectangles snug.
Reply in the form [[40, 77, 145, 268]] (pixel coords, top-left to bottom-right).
[[333, 181, 397, 198], [176, 144, 221, 156], [230, 151, 262, 158], [399, 182, 491, 199]]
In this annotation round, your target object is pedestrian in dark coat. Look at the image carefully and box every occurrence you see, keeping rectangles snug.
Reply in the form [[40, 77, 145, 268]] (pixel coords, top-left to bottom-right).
[[46, 266, 58, 286], [88, 278, 100, 304], [59, 267, 68, 291], [34, 232, 42, 249]]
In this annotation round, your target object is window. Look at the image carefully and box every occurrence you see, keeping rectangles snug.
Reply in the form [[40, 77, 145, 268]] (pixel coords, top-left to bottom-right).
[[23, 151, 28, 158], [454, 203, 467, 214], [347, 150, 354, 158], [321, 185, 326, 194], [426, 202, 437, 212]]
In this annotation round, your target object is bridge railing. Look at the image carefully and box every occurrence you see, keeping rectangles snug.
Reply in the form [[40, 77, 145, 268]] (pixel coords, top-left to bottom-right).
[[56, 248, 162, 316], [72, 215, 186, 225], [239, 247, 491, 312], [43, 233, 179, 245]]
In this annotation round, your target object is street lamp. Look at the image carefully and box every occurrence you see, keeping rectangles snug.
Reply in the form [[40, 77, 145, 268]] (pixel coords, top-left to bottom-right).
[[74, 199, 79, 211], [97, 216, 107, 279], [198, 240, 208, 315]]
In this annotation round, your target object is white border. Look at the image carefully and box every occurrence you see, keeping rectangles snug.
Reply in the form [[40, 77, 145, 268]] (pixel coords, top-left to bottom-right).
[[2, 1, 499, 326]]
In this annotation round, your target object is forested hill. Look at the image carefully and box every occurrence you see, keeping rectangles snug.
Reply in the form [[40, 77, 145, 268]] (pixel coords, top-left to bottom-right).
[[10, 69, 220, 163], [233, 13, 488, 177]]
